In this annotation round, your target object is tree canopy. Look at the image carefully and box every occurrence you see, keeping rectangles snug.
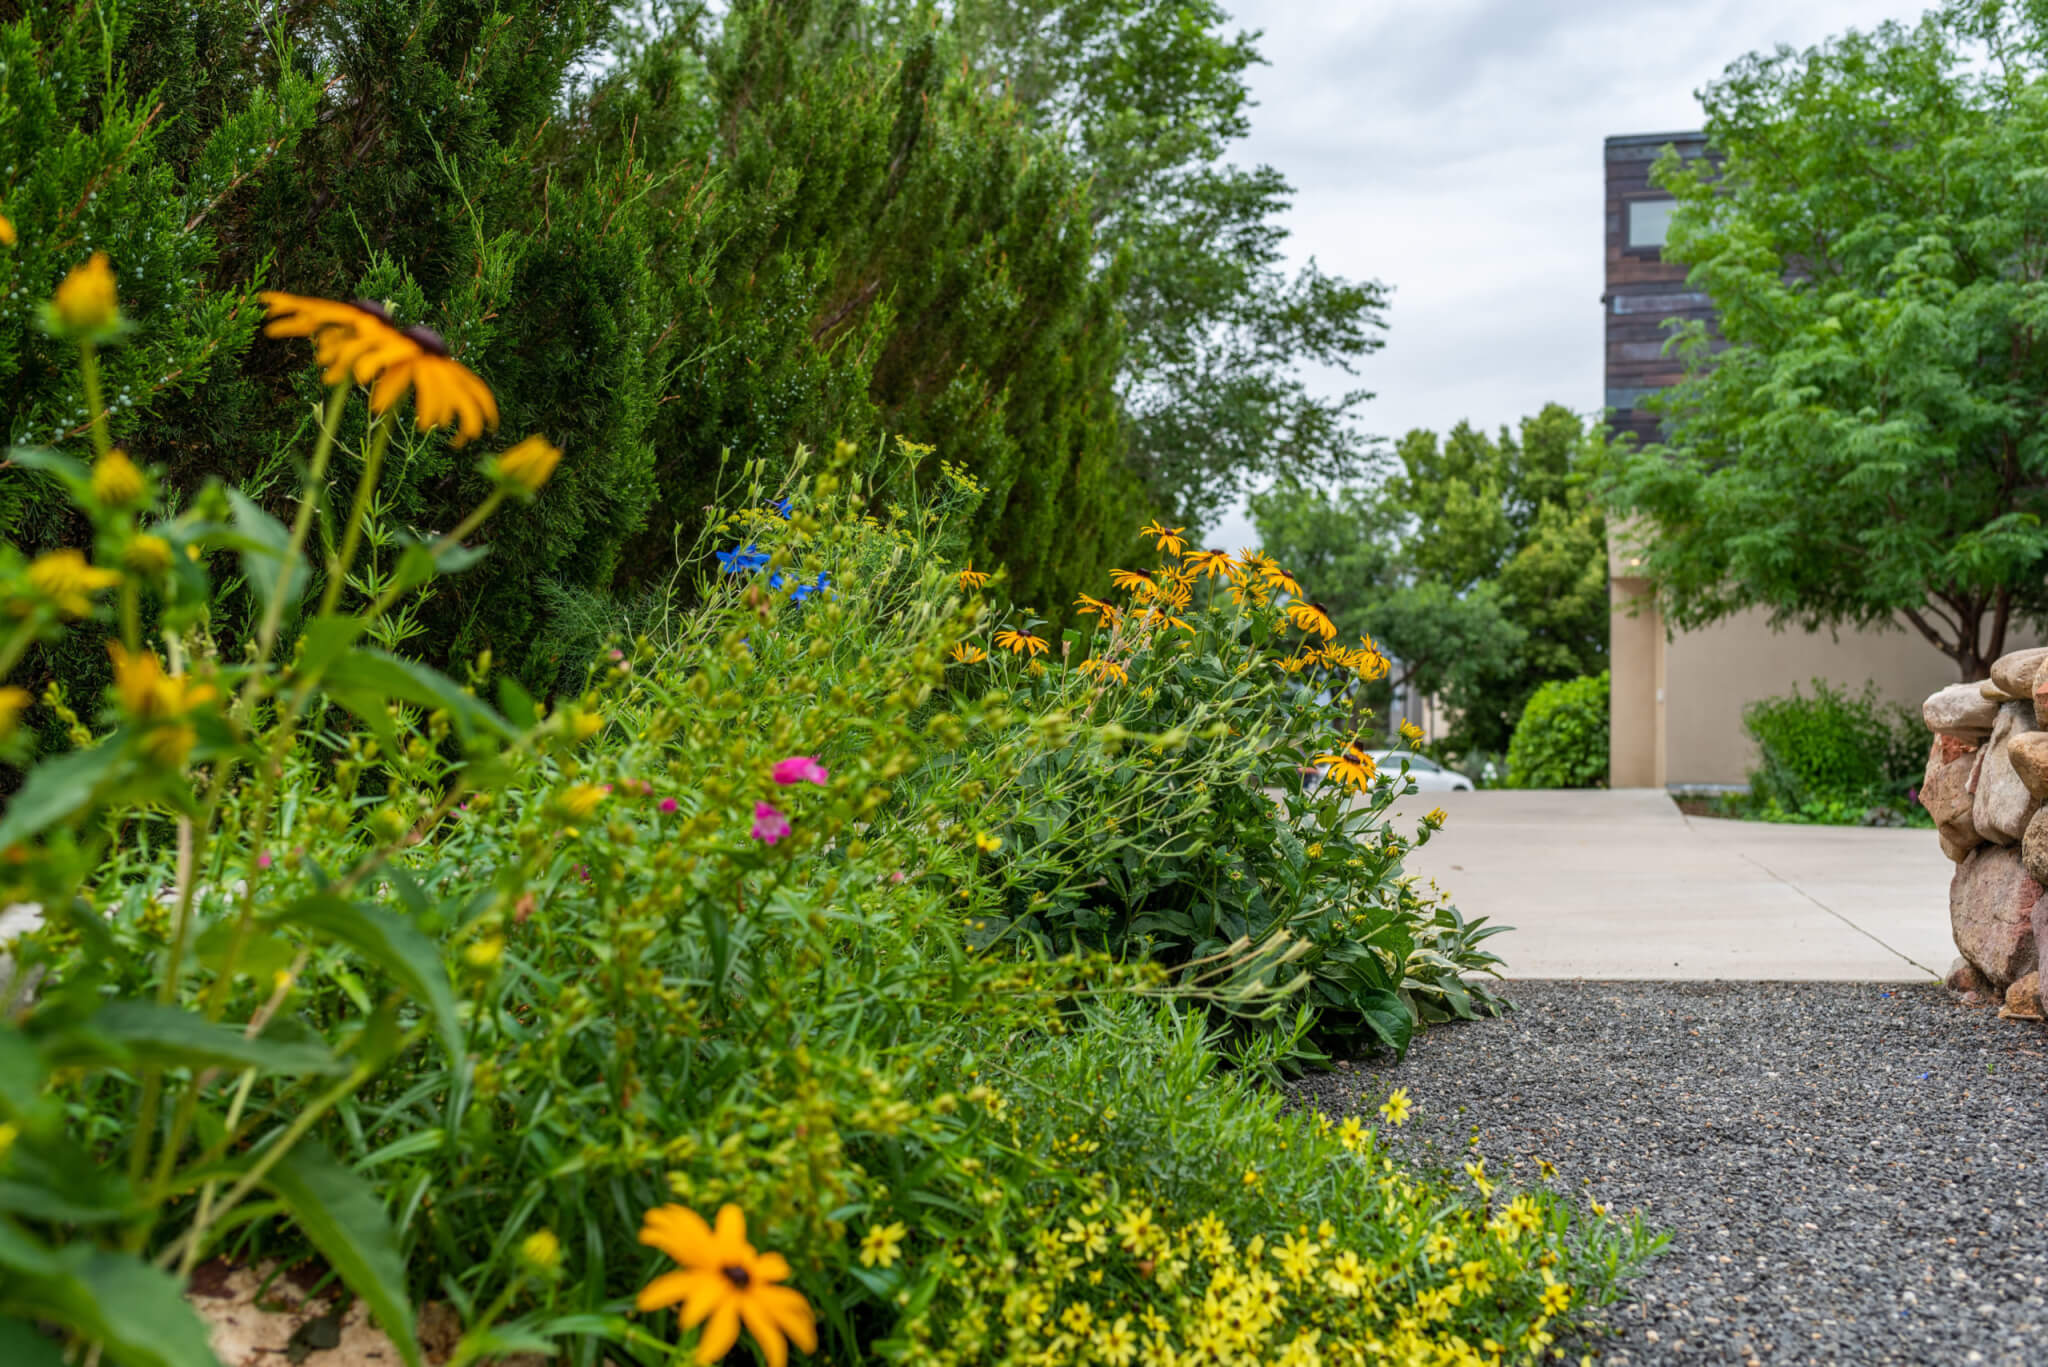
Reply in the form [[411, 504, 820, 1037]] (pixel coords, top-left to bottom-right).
[[1603, 0, 2048, 680]]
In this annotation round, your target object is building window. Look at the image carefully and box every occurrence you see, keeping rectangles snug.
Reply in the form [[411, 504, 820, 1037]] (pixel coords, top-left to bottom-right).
[[1627, 198, 1675, 249]]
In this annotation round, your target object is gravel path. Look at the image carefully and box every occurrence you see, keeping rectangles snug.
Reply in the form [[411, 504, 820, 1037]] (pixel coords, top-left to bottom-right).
[[1290, 981, 2048, 1366]]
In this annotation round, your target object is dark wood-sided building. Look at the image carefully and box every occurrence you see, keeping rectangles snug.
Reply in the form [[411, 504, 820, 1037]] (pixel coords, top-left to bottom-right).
[[1602, 130, 1713, 448]]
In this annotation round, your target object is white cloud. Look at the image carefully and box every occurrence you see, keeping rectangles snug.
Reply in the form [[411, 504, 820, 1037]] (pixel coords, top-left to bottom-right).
[[1205, 0, 1939, 547]]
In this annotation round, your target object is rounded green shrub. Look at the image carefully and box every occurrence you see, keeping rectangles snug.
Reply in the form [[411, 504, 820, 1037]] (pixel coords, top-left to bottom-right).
[[1504, 672, 1610, 789], [1741, 679, 1925, 820]]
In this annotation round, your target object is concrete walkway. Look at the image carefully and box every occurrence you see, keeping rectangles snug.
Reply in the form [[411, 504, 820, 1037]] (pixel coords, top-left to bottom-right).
[[1385, 789, 1954, 980]]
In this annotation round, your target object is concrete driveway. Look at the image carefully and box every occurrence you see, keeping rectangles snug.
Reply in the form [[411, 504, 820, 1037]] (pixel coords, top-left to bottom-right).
[[1385, 789, 1953, 981]]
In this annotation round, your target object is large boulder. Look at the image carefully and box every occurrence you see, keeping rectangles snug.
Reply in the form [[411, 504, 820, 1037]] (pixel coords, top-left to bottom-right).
[[1921, 735, 1982, 850], [1982, 679, 2020, 703], [1949, 845, 2042, 989], [2013, 732, 2048, 801], [1925, 681, 2000, 737], [2025, 808, 2048, 886], [1972, 701, 2041, 844], [1990, 647, 2048, 700], [2002, 970, 2043, 1021]]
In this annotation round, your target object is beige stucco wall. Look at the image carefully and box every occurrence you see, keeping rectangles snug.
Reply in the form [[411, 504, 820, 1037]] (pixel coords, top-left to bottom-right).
[[1608, 577, 1662, 787]]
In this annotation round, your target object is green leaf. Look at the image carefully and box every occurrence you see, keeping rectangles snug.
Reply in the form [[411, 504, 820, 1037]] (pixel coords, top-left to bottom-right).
[[275, 894, 462, 1064], [1350, 987, 1415, 1059], [3, 446, 90, 496], [228, 487, 306, 624], [0, 1028, 48, 1116], [321, 648, 512, 742], [264, 1143, 421, 1367], [0, 743, 127, 848], [50, 1001, 345, 1076], [0, 1315, 67, 1367], [0, 1246, 219, 1367], [295, 613, 371, 681]]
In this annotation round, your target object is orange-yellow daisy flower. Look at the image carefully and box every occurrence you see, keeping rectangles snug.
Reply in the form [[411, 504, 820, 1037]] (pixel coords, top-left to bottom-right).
[[637, 1204, 816, 1367], [367, 325, 499, 446], [1313, 742, 1377, 792], [994, 627, 1050, 658], [1108, 567, 1155, 597], [1180, 548, 1237, 580], [1261, 564, 1305, 599], [948, 642, 989, 664], [1074, 593, 1123, 623], [1140, 520, 1187, 556], [1286, 600, 1338, 641], [1077, 657, 1129, 684], [958, 562, 992, 590]]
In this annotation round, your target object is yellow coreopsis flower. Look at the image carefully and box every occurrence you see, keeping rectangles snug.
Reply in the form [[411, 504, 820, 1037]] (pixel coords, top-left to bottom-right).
[[492, 435, 562, 496], [52, 252, 119, 334], [858, 1221, 907, 1269], [90, 449, 145, 507], [28, 550, 121, 618], [1378, 1087, 1412, 1127], [637, 1204, 817, 1367]]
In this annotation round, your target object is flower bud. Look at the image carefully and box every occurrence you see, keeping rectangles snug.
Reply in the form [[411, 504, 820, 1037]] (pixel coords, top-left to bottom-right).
[[52, 252, 120, 335], [91, 449, 145, 507], [490, 435, 562, 496], [122, 534, 172, 576], [519, 1229, 561, 1274]]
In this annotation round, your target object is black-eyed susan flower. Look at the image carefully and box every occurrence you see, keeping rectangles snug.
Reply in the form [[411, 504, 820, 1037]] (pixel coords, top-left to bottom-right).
[[947, 642, 988, 664], [1156, 571, 1194, 609], [90, 449, 145, 507], [1313, 741, 1377, 791], [1261, 563, 1304, 599], [368, 325, 499, 446], [1108, 567, 1155, 597], [50, 252, 119, 335], [1073, 593, 1122, 623], [957, 562, 991, 590], [1180, 548, 1236, 579], [1077, 657, 1129, 684], [637, 1204, 816, 1367], [491, 435, 562, 496], [1286, 599, 1337, 641], [1140, 519, 1186, 556], [994, 627, 1049, 658], [28, 550, 121, 618], [1140, 608, 1195, 635]]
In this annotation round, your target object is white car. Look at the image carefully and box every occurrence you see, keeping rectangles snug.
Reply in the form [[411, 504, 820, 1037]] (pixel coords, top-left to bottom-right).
[[1366, 751, 1474, 792]]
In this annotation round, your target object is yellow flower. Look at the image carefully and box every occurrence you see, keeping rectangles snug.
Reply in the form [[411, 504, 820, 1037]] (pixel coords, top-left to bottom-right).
[[1462, 1158, 1494, 1199], [556, 783, 608, 822], [1398, 719, 1423, 744], [1455, 1259, 1492, 1293], [858, 1221, 906, 1269], [1537, 1157, 1558, 1181], [1077, 657, 1128, 685], [637, 1204, 817, 1367], [1323, 1249, 1367, 1298], [1378, 1087, 1412, 1127], [463, 936, 505, 968], [1179, 548, 1237, 579], [948, 642, 988, 664], [28, 550, 121, 618], [369, 327, 500, 446], [0, 685, 30, 739], [1312, 742, 1376, 792], [1425, 806, 1448, 828], [122, 534, 173, 575], [1140, 520, 1186, 556], [1073, 593, 1122, 623], [492, 435, 562, 496], [0, 211, 14, 248], [1336, 1116, 1366, 1153], [1108, 567, 1155, 597], [973, 830, 1002, 853], [1241, 1166, 1261, 1188], [1540, 1274, 1572, 1316], [1285, 600, 1337, 641], [957, 562, 992, 590], [1260, 563, 1304, 600], [90, 449, 145, 507], [109, 643, 215, 723], [520, 1229, 562, 1274], [993, 627, 1049, 658], [52, 252, 119, 334]]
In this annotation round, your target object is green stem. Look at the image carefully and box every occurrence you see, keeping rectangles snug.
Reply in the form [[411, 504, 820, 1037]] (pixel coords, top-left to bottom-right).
[[360, 490, 505, 625], [77, 341, 113, 460], [252, 384, 350, 665], [321, 411, 394, 617]]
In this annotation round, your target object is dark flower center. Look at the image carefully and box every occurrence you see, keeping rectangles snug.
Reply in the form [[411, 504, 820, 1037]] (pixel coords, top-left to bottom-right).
[[350, 298, 394, 323], [720, 1263, 751, 1289], [401, 324, 449, 356]]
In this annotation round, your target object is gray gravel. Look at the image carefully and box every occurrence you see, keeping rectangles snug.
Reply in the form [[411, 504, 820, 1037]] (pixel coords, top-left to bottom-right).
[[1290, 981, 2048, 1366]]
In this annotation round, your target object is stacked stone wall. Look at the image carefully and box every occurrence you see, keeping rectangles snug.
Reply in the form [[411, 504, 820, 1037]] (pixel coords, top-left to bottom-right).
[[1921, 649, 2048, 1019]]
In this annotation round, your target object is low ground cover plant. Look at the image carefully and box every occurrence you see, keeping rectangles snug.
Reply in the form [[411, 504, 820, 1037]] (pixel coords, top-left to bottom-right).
[[0, 256, 1657, 1364]]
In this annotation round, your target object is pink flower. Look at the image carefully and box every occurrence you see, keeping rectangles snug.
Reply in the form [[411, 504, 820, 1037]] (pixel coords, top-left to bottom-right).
[[752, 802, 791, 845], [772, 755, 829, 786], [659, 797, 679, 814], [256, 851, 273, 870]]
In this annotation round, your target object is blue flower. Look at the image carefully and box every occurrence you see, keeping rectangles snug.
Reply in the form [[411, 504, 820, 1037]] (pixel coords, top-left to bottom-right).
[[716, 542, 769, 575], [771, 498, 794, 519], [789, 571, 830, 604]]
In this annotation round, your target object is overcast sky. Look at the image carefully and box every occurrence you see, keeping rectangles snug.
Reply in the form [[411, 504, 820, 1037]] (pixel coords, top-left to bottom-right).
[[1206, 0, 1940, 547]]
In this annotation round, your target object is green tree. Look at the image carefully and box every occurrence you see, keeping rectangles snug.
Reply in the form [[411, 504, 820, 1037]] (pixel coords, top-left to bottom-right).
[[1604, 0, 2048, 680], [937, 0, 1391, 530], [1253, 404, 1608, 754]]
